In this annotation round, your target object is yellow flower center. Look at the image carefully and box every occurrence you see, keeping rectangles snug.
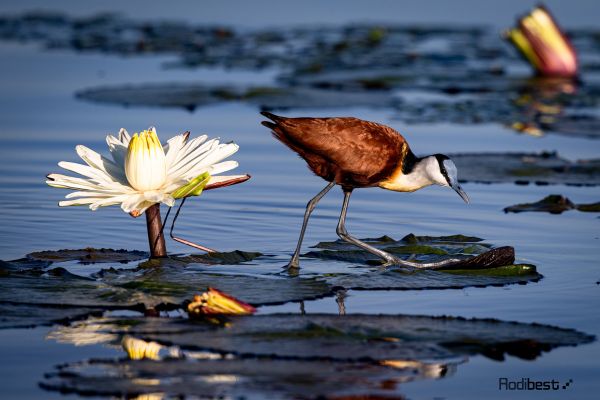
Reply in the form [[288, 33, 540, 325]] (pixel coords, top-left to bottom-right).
[[125, 128, 167, 191]]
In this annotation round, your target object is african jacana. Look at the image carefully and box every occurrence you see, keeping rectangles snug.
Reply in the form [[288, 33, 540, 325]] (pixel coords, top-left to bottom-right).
[[261, 112, 469, 269]]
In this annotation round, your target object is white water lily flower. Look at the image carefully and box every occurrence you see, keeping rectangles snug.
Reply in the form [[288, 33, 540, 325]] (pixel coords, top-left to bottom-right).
[[47, 127, 245, 216]]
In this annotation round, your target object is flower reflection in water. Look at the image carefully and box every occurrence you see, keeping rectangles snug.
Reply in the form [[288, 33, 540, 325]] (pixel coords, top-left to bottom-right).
[[510, 77, 578, 137]]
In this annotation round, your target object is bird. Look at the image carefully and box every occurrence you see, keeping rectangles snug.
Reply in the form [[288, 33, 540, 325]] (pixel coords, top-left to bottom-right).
[[260, 111, 470, 270]]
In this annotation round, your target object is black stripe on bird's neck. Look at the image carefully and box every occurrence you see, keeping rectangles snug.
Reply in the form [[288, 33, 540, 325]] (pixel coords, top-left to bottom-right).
[[434, 153, 451, 185], [401, 149, 419, 175]]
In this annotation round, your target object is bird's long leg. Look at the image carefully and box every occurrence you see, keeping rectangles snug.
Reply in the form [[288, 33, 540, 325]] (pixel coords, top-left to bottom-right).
[[336, 190, 463, 269], [286, 181, 336, 270], [336, 189, 402, 266]]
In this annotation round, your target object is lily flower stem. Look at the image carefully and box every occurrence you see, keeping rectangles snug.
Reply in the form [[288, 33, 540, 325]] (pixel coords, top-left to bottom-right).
[[145, 203, 167, 258]]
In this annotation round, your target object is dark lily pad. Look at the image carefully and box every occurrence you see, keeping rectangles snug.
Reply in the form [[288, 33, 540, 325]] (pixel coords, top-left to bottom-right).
[[326, 264, 539, 291], [51, 313, 593, 363], [401, 233, 485, 244], [101, 261, 333, 306], [0, 251, 334, 330], [27, 248, 147, 264], [176, 250, 263, 265], [577, 202, 600, 212], [504, 195, 600, 214], [39, 312, 594, 398], [0, 265, 154, 311], [305, 234, 540, 289], [41, 357, 449, 399], [451, 152, 600, 186], [0, 303, 104, 330], [0, 234, 540, 330], [504, 195, 575, 214], [76, 83, 394, 111], [4, 12, 600, 138], [306, 234, 509, 267]]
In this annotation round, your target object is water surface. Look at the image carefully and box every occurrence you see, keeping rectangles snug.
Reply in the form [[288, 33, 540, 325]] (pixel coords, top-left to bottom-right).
[[0, 3, 599, 399]]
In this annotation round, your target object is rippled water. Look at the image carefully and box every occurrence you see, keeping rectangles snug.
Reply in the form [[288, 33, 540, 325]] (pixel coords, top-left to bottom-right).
[[1, 3, 600, 399]]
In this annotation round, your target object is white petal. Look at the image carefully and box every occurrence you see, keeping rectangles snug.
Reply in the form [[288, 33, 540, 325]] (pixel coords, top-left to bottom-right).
[[58, 161, 130, 190], [120, 194, 146, 213], [170, 143, 239, 182], [90, 194, 133, 210], [167, 136, 214, 174], [134, 201, 157, 215], [164, 133, 194, 169], [118, 128, 131, 144], [184, 160, 239, 181], [59, 198, 104, 207], [47, 174, 112, 192], [162, 195, 175, 207], [65, 190, 125, 199], [76, 145, 127, 183], [106, 136, 128, 167]]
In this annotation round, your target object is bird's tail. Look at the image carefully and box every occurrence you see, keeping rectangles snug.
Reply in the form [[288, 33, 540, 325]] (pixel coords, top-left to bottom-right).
[[260, 111, 284, 130]]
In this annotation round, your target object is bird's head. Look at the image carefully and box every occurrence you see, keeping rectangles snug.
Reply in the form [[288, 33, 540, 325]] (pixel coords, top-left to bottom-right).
[[425, 154, 470, 203]]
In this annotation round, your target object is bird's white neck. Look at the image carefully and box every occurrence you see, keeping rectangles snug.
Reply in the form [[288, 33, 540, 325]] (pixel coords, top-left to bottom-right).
[[379, 156, 445, 192]]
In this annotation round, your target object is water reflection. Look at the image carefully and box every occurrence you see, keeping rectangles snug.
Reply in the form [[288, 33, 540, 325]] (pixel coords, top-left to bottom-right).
[[42, 311, 593, 398], [511, 77, 578, 137]]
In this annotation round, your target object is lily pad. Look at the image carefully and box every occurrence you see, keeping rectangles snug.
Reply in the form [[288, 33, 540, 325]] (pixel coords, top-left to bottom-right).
[[304, 235, 540, 289], [326, 264, 540, 291], [41, 358, 451, 399], [0, 235, 540, 330], [5, 12, 600, 138], [0, 253, 334, 330], [577, 202, 600, 212], [0, 303, 104, 330], [76, 83, 394, 111], [176, 250, 263, 265], [38, 312, 594, 398], [27, 248, 147, 264], [504, 195, 600, 214], [101, 262, 333, 306], [306, 234, 508, 267], [504, 195, 575, 214], [47, 313, 593, 362], [0, 264, 154, 310], [450, 152, 600, 186]]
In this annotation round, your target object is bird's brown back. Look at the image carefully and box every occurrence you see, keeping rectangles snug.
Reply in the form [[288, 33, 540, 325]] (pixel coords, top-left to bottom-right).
[[261, 112, 409, 188]]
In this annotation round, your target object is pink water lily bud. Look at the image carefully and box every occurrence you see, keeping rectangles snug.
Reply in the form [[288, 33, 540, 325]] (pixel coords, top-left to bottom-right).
[[187, 287, 256, 316], [505, 5, 578, 78]]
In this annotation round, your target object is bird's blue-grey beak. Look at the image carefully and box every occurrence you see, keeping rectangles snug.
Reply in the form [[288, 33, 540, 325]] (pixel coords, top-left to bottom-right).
[[451, 183, 470, 204]]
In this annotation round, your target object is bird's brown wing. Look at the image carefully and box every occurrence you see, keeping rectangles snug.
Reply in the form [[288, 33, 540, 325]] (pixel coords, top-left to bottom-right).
[[262, 113, 406, 187]]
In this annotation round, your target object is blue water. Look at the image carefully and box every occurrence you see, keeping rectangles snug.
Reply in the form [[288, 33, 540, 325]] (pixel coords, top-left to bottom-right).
[[0, 2, 599, 399]]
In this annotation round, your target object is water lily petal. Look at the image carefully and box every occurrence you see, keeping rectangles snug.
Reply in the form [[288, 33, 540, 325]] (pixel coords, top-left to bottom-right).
[[125, 128, 167, 191], [58, 198, 105, 207], [187, 288, 256, 316], [183, 160, 239, 181], [506, 6, 577, 77], [170, 142, 239, 182], [76, 145, 127, 183], [57, 161, 132, 191], [90, 194, 137, 210], [47, 174, 116, 192], [168, 138, 218, 176], [164, 132, 194, 169]]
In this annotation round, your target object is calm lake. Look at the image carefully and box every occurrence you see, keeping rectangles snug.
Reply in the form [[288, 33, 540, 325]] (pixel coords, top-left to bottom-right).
[[0, 1, 599, 399]]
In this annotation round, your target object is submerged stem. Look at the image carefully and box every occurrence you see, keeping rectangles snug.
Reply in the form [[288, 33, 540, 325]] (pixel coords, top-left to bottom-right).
[[145, 203, 167, 258]]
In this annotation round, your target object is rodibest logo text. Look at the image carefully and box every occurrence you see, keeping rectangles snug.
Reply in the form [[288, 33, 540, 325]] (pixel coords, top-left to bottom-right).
[[499, 378, 573, 391]]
